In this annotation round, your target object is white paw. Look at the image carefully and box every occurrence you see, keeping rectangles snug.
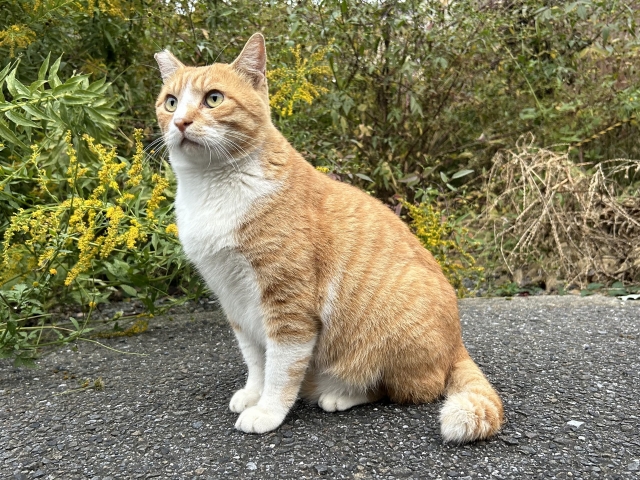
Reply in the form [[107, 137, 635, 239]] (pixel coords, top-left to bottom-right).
[[235, 406, 285, 434], [318, 392, 361, 412], [229, 388, 261, 413]]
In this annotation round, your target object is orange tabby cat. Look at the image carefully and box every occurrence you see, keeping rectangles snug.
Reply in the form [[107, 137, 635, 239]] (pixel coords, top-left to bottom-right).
[[154, 33, 503, 443]]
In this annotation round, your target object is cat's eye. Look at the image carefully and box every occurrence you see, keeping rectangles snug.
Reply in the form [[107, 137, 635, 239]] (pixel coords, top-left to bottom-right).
[[165, 95, 178, 112], [205, 91, 224, 108]]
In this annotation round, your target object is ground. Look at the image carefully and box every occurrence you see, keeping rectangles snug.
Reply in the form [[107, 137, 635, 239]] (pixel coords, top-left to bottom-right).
[[1, 295, 639, 479]]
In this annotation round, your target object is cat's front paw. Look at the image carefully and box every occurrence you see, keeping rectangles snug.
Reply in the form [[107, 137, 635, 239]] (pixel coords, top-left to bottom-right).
[[229, 388, 261, 413], [235, 406, 285, 434]]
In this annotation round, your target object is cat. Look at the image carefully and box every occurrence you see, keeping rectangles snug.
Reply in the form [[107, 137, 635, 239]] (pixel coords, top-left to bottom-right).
[[154, 33, 503, 443]]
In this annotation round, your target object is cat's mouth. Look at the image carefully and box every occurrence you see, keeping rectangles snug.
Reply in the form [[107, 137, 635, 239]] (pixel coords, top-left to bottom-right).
[[180, 137, 202, 148]]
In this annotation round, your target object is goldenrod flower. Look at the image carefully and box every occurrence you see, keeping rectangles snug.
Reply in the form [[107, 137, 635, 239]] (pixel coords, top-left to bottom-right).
[[0, 24, 36, 57], [49, 268, 57, 275], [165, 223, 178, 236], [65, 131, 88, 186], [268, 43, 332, 117], [147, 174, 169, 220], [100, 206, 124, 258], [84, 134, 125, 198], [126, 129, 144, 188]]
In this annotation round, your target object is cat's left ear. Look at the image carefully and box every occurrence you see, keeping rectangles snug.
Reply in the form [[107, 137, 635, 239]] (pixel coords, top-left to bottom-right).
[[154, 50, 185, 83], [231, 33, 267, 89]]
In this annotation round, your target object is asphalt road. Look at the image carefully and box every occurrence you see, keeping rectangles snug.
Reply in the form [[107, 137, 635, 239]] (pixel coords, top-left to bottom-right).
[[1, 295, 639, 480]]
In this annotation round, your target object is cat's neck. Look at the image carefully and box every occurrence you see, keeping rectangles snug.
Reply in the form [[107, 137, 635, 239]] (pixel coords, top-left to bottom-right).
[[170, 145, 282, 223]]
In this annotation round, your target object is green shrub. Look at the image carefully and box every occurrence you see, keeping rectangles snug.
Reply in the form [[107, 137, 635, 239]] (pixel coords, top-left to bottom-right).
[[0, 57, 198, 365], [402, 199, 483, 296]]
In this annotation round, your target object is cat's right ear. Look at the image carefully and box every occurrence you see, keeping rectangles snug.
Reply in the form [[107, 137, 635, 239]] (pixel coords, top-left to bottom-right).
[[154, 50, 185, 83]]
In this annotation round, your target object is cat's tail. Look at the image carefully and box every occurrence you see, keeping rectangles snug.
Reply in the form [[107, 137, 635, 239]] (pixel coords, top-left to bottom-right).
[[439, 348, 504, 444]]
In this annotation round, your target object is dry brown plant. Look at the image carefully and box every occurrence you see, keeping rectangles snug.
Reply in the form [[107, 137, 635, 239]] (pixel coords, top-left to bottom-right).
[[484, 134, 640, 288]]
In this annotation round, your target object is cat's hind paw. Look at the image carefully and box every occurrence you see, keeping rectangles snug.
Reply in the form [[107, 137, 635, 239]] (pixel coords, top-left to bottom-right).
[[318, 392, 370, 412], [229, 388, 261, 413], [235, 406, 285, 434]]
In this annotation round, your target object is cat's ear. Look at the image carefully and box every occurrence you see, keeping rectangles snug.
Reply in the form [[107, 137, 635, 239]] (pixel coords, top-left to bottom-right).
[[154, 50, 185, 83], [231, 33, 267, 89]]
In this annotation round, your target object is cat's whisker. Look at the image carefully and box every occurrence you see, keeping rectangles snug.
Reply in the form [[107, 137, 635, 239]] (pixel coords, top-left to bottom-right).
[[144, 138, 170, 167], [224, 131, 262, 150], [217, 137, 251, 173], [219, 136, 252, 160], [202, 138, 217, 170]]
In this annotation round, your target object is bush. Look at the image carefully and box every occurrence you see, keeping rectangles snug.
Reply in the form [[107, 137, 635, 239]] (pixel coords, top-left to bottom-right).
[[402, 199, 484, 296], [484, 135, 640, 288], [0, 58, 197, 365]]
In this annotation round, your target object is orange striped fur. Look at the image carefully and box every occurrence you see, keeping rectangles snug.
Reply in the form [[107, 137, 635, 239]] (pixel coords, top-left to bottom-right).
[[154, 33, 503, 443]]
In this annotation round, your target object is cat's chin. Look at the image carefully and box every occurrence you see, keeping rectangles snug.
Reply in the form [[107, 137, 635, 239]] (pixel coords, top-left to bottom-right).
[[180, 137, 203, 150]]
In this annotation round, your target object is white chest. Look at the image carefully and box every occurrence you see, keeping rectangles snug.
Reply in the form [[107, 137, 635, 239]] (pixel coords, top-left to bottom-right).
[[171, 157, 279, 343]]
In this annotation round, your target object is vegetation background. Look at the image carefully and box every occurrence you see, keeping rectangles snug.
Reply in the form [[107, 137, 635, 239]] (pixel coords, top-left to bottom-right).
[[1, 0, 639, 364]]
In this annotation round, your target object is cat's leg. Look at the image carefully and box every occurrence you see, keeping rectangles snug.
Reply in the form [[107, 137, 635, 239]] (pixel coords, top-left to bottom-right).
[[316, 374, 383, 412], [229, 326, 265, 413], [235, 337, 315, 434]]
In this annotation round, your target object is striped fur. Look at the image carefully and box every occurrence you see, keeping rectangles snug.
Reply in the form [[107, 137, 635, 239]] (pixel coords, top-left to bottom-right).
[[155, 33, 503, 443]]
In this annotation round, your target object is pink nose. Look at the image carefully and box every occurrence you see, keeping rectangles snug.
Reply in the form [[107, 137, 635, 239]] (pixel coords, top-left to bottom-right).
[[174, 119, 193, 132]]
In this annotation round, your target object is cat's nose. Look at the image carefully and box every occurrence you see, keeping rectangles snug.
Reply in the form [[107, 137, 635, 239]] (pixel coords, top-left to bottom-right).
[[174, 118, 193, 132]]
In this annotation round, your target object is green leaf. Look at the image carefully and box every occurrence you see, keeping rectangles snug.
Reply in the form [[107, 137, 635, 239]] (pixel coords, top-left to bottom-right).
[[5, 110, 39, 128], [48, 56, 62, 88], [52, 82, 82, 97], [355, 173, 373, 182], [121, 284, 138, 297], [87, 78, 109, 94], [6, 69, 30, 99], [70, 317, 80, 330], [451, 169, 474, 180], [38, 53, 51, 82], [440, 171, 449, 183], [0, 120, 28, 149], [0, 60, 14, 86], [21, 104, 48, 121]]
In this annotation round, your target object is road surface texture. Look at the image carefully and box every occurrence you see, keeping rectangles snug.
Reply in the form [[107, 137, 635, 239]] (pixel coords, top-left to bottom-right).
[[1, 295, 639, 479]]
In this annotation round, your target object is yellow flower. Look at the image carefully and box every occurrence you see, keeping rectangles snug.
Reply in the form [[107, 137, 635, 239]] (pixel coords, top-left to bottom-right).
[[49, 268, 57, 275], [83, 134, 125, 198], [65, 132, 88, 186], [100, 206, 125, 258], [119, 193, 135, 204], [165, 223, 178, 236], [126, 129, 144, 188], [315, 166, 330, 174], [147, 173, 169, 220], [0, 24, 36, 57], [267, 43, 332, 117], [89, 301, 97, 309], [123, 224, 139, 249]]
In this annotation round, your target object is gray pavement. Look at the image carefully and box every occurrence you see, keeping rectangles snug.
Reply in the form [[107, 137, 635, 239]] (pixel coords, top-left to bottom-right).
[[1, 295, 639, 479]]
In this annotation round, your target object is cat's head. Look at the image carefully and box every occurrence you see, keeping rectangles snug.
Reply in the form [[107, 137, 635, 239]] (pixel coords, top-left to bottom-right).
[[154, 34, 271, 169]]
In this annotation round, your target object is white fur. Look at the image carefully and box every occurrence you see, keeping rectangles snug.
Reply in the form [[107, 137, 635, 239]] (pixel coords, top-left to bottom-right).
[[320, 278, 338, 327], [236, 338, 316, 433], [229, 329, 264, 413], [315, 373, 375, 412], [440, 392, 493, 443]]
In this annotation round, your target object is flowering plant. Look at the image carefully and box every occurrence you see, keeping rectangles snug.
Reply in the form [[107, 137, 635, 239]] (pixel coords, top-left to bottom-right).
[[0, 59, 197, 365]]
